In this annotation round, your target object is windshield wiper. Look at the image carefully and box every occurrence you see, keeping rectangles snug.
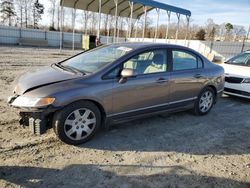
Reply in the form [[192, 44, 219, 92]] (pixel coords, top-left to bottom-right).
[[53, 63, 85, 75], [64, 65, 86, 75], [53, 63, 72, 72]]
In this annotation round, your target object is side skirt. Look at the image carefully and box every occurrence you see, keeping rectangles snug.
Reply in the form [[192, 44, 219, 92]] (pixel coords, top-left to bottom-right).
[[107, 100, 195, 124]]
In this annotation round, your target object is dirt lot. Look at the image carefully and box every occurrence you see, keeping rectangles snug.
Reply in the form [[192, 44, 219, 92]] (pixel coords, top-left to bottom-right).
[[0, 46, 250, 188]]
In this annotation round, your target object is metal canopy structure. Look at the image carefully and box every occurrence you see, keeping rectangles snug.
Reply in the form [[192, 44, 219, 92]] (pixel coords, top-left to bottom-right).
[[59, 0, 191, 50], [60, 0, 191, 19]]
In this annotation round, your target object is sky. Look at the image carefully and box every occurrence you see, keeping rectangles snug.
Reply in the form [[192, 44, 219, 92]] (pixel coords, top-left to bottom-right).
[[161, 0, 250, 28], [40, 0, 250, 29]]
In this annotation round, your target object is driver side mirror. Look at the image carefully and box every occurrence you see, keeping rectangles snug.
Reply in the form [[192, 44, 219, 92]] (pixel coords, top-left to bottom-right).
[[119, 68, 136, 84]]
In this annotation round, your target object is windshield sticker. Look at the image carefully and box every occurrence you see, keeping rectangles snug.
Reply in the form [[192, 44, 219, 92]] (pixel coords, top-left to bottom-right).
[[117, 47, 132, 52]]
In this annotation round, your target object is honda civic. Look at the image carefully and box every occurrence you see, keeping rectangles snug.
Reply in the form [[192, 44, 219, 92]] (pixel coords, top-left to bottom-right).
[[8, 43, 225, 145]]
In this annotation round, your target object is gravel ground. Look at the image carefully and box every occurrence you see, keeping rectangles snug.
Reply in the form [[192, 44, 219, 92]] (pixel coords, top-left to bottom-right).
[[0, 46, 250, 188]]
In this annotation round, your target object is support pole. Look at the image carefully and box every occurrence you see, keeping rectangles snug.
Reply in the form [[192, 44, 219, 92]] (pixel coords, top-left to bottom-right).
[[117, 17, 120, 42], [113, 0, 118, 43], [142, 6, 147, 41], [135, 19, 138, 41], [128, 2, 134, 38], [165, 11, 171, 42], [185, 16, 190, 41], [60, 1, 64, 51], [185, 16, 190, 46], [126, 18, 129, 39], [19, 28, 22, 38], [97, 0, 102, 39], [154, 8, 160, 42], [106, 15, 110, 44], [175, 13, 180, 42], [84, 11, 88, 35], [241, 25, 250, 52], [72, 8, 76, 50]]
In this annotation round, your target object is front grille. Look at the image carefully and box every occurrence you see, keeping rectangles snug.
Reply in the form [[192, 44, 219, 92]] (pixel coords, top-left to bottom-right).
[[225, 77, 244, 83], [224, 88, 250, 97]]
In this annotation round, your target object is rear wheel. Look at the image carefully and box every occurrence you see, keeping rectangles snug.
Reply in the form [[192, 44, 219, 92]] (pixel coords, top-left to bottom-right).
[[52, 101, 101, 145], [193, 87, 215, 115]]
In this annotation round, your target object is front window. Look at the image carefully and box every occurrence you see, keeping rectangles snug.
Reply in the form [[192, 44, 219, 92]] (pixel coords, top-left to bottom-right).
[[226, 53, 250, 67], [123, 49, 167, 75], [103, 49, 167, 79], [62, 45, 133, 73]]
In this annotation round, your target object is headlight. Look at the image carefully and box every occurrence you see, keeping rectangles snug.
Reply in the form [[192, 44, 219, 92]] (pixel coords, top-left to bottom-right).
[[243, 78, 250, 83], [12, 96, 55, 107]]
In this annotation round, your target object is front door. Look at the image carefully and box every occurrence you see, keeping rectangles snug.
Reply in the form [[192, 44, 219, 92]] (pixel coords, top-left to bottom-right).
[[109, 49, 171, 118]]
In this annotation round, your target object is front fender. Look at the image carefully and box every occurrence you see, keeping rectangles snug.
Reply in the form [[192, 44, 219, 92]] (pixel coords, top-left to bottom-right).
[[23, 78, 114, 115]]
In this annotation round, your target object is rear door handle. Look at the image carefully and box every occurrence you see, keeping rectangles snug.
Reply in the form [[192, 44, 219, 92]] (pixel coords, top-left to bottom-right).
[[156, 78, 169, 83], [194, 74, 203, 79]]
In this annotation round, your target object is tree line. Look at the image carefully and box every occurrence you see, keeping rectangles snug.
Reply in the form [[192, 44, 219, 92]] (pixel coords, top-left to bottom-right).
[[0, 0, 247, 41], [0, 0, 61, 30], [0, 0, 44, 29]]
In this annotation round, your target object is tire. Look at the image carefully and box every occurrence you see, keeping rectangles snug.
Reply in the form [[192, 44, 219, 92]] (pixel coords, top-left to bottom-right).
[[193, 87, 215, 116], [52, 101, 101, 145]]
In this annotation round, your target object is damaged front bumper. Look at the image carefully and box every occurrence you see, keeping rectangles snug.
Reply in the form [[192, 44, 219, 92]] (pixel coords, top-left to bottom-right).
[[19, 111, 48, 135], [8, 95, 59, 135]]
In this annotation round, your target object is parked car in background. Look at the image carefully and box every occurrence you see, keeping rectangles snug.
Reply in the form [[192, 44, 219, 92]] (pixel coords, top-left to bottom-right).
[[220, 51, 250, 99], [8, 43, 224, 145]]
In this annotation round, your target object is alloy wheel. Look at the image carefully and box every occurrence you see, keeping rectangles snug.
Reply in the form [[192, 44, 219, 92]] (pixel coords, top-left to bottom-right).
[[199, 91, 214, 113], [64, 108, 96, 141]]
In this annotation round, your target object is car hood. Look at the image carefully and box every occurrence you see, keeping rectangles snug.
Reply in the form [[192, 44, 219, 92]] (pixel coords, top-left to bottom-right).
[[14, 66, 83, 95], [220, 63, 250, 78]]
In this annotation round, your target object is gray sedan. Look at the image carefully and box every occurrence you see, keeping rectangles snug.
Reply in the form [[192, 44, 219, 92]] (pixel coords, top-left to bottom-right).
[[8, 43, 225, 145]]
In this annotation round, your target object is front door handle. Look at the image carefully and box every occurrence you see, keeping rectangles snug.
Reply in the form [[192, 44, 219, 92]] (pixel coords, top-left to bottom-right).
[[194, 74, 203, 79], [156, 78, 169, 83]]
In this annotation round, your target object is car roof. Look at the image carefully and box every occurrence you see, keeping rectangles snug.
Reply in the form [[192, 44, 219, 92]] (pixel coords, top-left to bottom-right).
[[109, 42, 189, 51]]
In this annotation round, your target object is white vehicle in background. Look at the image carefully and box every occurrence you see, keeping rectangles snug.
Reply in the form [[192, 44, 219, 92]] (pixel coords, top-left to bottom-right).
[[220, 51, 250, 99]]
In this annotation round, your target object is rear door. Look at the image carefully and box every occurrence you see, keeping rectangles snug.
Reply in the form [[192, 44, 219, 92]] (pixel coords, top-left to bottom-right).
[[169, 49, 206, 103]]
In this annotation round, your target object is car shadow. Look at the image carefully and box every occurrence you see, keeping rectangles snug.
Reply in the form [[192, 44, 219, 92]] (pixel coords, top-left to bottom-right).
[[223, 94, 250, 104], [1, 165, 249, 188], [79, 97, 250, 155]]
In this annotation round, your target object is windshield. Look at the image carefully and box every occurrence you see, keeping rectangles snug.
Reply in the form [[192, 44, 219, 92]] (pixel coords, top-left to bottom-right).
[[61, 45, 133, 73], [226, 52, 250, 67]]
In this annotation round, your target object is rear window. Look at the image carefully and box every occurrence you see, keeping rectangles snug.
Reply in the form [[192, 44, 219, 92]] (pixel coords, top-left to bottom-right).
[[172, 50, 203, 71]]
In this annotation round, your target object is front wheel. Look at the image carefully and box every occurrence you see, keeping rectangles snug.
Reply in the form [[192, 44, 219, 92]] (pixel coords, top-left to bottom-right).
[[52, 101, 101, 145], [193, 87, 215, 115]]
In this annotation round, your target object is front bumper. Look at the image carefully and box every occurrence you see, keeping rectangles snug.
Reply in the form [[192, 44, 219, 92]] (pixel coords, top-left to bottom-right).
[[18, 106, 58, 135], [8, 96, 59, 135], [224, 82, 250, 99], [19, 111, 48, 135]]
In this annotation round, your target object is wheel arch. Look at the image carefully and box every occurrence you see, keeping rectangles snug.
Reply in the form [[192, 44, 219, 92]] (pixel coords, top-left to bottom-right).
[[84, 99, 107, 119], [58, 99, 107, 126], [207, 85, 217, 94], [63, 99, 106, 117]]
